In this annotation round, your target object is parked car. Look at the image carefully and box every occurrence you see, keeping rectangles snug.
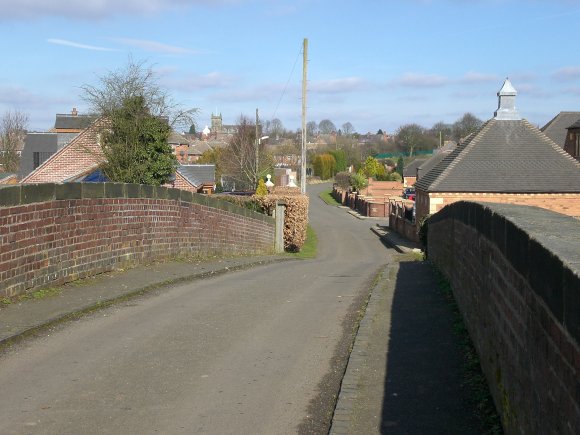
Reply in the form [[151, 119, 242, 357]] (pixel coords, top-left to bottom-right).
[[402, 187, 415, 199]]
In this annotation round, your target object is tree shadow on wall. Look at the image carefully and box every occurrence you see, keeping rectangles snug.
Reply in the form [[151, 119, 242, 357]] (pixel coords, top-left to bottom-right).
[[380, 261, 482, 434]]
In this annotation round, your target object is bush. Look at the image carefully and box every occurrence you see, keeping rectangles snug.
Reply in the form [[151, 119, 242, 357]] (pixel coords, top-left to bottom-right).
[[388, 171, 402, 182], [350, 172, 368, 192], [418, 213, 431, 255], [254, 188, 309, 252], [312, 153, 337, 180], [334, 171, 351, 190]]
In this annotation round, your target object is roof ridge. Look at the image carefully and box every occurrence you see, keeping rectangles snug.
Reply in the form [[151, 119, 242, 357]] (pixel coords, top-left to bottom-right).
[[524, 119, 580, 168], [429, 119, 492, 190]]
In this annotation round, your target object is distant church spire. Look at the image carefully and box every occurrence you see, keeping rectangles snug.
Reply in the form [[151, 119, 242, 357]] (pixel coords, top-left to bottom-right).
[[494, 78, 521, 120]]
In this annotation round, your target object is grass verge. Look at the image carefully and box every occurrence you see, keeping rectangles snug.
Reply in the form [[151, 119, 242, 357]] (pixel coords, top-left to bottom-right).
[[287, 224, 317, 259], [319, 189, 341, 206], [436, 271, 503, 434]]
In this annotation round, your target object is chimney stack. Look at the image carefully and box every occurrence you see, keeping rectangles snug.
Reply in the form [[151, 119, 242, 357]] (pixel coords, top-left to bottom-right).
[[71, 108, 78, 116]]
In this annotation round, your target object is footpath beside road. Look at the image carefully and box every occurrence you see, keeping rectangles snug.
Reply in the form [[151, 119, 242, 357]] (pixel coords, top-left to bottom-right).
[[330, 223, 486, 434]]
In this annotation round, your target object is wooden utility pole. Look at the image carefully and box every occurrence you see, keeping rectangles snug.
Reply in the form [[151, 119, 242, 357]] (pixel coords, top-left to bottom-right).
[[255, 108, 259, 188], [301, 38, 308, 194]]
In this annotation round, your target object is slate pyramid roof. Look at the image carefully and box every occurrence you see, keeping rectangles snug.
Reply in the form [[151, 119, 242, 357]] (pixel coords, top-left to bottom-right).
[[415, 118, 580, 193]]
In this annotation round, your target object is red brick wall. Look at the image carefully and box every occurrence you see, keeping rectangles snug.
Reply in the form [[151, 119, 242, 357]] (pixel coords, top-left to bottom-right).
[[428, 201, 580, 434], [0, 183, 275, 298]]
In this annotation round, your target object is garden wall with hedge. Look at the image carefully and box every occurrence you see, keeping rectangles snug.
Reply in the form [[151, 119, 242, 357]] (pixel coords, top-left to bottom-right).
[[0, 183, 275, 298]]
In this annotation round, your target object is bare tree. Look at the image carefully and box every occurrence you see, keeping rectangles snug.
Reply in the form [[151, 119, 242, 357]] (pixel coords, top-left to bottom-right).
[[306, 121, 318, 138], [396, 123, 424, 157], [319, 119, 336, 135], [80, 57, 197, 130], [341, 122, 355, 136], [0, 110, 28, 172], [270, 118, 284, 139], [452, 113, 482, 142], [218, 116, 274, 190]]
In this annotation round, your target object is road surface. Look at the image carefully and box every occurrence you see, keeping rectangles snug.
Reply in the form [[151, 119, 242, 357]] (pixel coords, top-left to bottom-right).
[[0, 183, 392, 434]]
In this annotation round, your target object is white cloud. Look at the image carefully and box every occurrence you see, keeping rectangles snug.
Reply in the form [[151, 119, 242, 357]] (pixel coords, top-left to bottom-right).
[[459, 72, 499, 84], [113, 38, 199, 55], [47, 38, 118, 52], [1, 0, 238, 21], [165, 72, 237, 92], [394, 73, 448, 88], [552, 66, 580, 81], [310, 77, 369, 94]]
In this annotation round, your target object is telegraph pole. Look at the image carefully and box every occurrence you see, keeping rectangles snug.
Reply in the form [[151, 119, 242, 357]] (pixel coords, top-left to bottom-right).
[[301, 38, 308, 194], [255, 108, 259, 188]]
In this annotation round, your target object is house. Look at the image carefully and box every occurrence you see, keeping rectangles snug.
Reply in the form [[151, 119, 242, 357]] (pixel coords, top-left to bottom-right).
[[415, 78, 580, 222], [50, 108, 97, 133], [20, 118, 105, 184], [18, 109, 96, 180], [20, 118, 213, 194], [564, 119, 580, 161], [541, 111, 580, 160], [416, 148, 453, 182], [174, 164, 216, 194], [0, 172, 18, 184], [402, 158, 426, 187]]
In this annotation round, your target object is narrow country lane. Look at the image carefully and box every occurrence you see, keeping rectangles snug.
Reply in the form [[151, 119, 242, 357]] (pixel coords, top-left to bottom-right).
[[0, 183, 392, 435]]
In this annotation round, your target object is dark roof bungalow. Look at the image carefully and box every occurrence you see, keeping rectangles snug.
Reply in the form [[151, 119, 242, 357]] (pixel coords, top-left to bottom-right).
[[415, 78, 580, 221]]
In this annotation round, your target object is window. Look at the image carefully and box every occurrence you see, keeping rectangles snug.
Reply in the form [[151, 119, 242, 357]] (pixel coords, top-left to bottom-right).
[[576, 134, 580, 158], [32, 151, 54, 169]]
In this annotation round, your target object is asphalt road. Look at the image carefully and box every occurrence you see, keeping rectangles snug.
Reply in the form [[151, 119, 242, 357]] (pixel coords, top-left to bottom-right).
[[0, 183, 392, 435]]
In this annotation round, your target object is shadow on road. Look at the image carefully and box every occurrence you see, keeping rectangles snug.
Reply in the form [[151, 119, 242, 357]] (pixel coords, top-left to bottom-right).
[[380, 261, 482, 435]]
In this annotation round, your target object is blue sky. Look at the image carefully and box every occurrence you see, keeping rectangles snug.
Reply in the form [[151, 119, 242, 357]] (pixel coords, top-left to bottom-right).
[[1, 0, 579, 134]]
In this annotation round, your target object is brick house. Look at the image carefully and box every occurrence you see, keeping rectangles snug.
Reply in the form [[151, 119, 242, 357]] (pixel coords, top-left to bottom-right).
[[415, 79, 580, 222], [21, 118, 215, 194], [402, 158, 426, 187], [173, 164, 216, 194], [20, 118, 106, 183], [18, 109, 97, 180], [563, 119, 580, 161]]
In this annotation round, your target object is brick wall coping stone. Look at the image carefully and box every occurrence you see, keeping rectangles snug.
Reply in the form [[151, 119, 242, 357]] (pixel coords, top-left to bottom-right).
[[0, 183, 273, 223], [428, 200, 580, 343]]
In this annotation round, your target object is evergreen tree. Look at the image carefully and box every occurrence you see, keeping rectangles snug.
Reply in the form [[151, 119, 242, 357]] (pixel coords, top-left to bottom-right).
[[100, 96, 176, 185]]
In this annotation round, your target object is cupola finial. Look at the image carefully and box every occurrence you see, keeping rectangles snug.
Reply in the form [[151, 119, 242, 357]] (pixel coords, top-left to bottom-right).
[[494, 77, 521, 120]]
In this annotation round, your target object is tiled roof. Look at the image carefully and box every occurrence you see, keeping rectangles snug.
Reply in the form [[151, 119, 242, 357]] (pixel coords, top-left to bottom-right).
[[415, 119, 580, 193], [541, 111, 580, 147], [403, 159, 426, 177], [176, 164, 215, 187], [168, 132, 191, 145], [54, 114, 97, 130], [416, 150, 452, 181], [568, 119, 580, 129]]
